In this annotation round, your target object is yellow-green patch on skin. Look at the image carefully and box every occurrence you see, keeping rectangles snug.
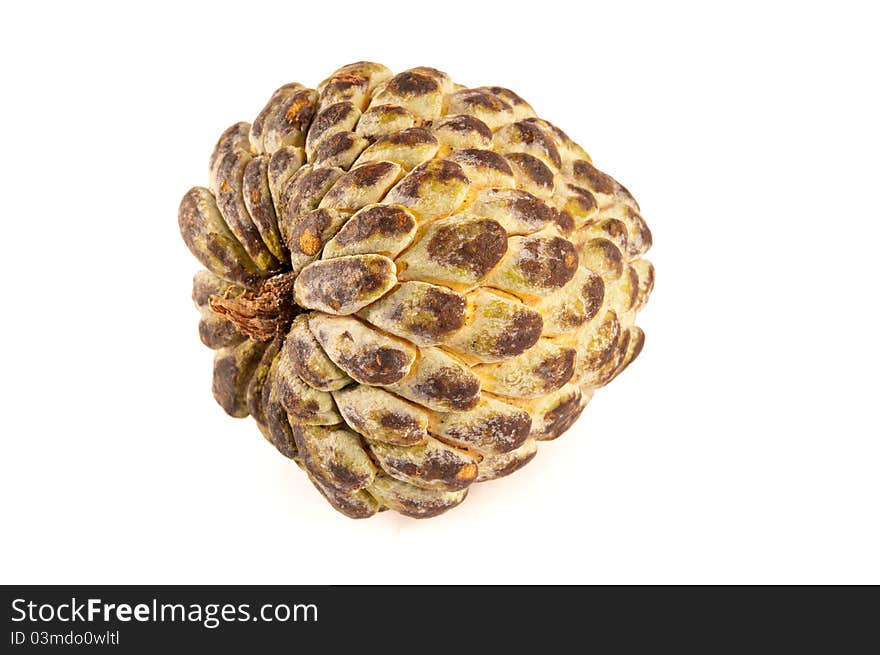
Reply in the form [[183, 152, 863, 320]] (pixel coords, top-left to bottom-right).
[[249, 83, 305, 154], [318, 161, 404, 212], [384, 347, 481, 413], [396, 214, 507, 291], [267, 146, 306, 218], [294, 254, 397, 315], [369, 71, 445, 120], [283, 315, 352, 391], [366, 474, 468, 519], [533, 266, 605, 337], [446, 89, 514, 131], [357, 281, 466, 347], [432, 395, 532, 454], [305, 102, 362, 161], [572, 310, 621, 385], [354, 128, 440, 171], [273, 354, 341, 425], [308, 313, 417, 386], [367, 435, 477, 492], [316, 62, 392, 112], [475, 438, 538, 482], [322, 204, 417, 260], [333, 385, 429, 446], [445, 288, 543, 362], [212, 338, 268, 418], [384, 159, 471, 222], [474, 339, 576, 399], [292, 424, 376, 492], [355, 104, 416, 140], [430, 115, 493, 150], [178, 187, 264, 287]]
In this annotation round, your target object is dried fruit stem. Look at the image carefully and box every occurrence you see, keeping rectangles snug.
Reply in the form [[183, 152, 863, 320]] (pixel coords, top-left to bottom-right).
[[209, 272, 299, 341]]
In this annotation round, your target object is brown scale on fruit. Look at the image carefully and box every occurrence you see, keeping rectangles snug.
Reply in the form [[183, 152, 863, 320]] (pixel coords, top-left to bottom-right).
[[305, 102, 362, 160], [280, 166, 344, 243], [319, 161, 403, 211], [534, 267, 605, 336], [358, 281, 467, 346], [386, 347, 481, 412], [447, 149, 515, 187], [308, 314, 416, 386], [494, 120, 563, 170], [486, 229, 579, 301], [263, 359, 299, 460], [397, 215, 508, 290], [212, 339, 268, 418], [505, 153, 555, 199], [283, 315, 351, 391], [355, 127, 439, 170], [333, 385, 428, 446], [242, 155, 287, 263], [249, 83, 304, 153], [367, 436, 478, 492], [285, 208, 349, 269], [247, 336, 284, 432], [316, 62, 392, 111], [273, 354, 340, 425], [371, 70, 445, 120], [261, 88, 317, 152], [323, 204, 417, 259], [212, 149, 280, 272], [294, 254, 396, 315], [384, 159, 470, 221], [310, 131, 368, 169], [476, 440, 538, 482], [468, 188, 554, 235], [446, 89, 514, 130], [267, 146, 306, 208], [431, 115, 493, 149], [474, 86, 535, 120], [356, 105, 415, 141], [178, 62, 653, 519], [446, 289, 543, 362], [434, 396, 532, 454]]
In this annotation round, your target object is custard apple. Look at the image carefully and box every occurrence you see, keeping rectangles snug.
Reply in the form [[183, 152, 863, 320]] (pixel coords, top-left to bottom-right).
[[179, 62, 654, 518]]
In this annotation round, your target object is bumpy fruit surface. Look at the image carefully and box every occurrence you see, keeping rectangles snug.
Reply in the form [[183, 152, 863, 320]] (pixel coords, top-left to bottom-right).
[[179, 62, 654, 519]]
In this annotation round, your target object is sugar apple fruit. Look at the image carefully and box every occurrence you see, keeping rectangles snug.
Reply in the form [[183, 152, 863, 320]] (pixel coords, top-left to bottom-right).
[[179, 62, 654, 519]]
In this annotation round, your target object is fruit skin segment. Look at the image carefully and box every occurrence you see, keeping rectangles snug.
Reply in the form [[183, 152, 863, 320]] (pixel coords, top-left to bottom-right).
[[178, 61, 654, 519]]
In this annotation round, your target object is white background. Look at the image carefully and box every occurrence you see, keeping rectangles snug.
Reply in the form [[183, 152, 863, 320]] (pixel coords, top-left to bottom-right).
[[1, 1, 877, 584]]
